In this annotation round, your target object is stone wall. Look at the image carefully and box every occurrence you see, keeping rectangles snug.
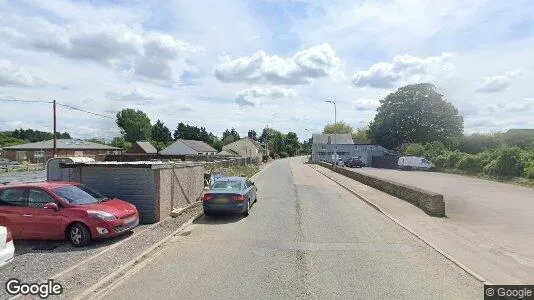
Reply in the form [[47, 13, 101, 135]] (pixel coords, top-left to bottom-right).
[[319, 162, 445, 217]]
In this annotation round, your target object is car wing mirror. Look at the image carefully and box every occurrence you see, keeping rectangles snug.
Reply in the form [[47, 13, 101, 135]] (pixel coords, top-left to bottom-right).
[[44, 202, 59, 211]]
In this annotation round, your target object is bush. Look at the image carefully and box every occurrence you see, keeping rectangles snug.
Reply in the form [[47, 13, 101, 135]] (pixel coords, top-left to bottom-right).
[[432, 154, 449, 169], [278, 152, 288, 158], [445, 150, 464, 169], [524, 163, 534, 179], [403, 143, 425, 156], [485, 147, 525, 178], [423, 141, 447, 161], [456, 154, 483, 173]]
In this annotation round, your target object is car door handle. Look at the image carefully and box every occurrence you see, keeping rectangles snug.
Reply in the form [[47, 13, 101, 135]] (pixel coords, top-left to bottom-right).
[[23, 214, 32, 217]]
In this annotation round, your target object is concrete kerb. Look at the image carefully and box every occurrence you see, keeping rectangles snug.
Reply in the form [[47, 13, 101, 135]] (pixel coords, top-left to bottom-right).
[[308, 164, 492, 286], [75, 209, 204, 300]]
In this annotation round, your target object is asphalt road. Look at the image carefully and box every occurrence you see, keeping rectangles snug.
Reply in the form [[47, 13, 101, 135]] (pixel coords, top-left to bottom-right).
[[98, 158, 481, 299]]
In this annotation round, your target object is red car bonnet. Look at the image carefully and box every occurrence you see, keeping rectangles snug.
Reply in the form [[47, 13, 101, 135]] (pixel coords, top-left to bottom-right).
[[75, 199, 137, 219]]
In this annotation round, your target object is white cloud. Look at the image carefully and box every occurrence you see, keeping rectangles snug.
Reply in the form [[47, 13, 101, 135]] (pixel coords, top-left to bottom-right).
[[235, 86, 297, 107], [0, 59, 43, 87], [352, 53, 452, 88], [475, 69, 523, 93], [105, 88, 161, 104], [352, 99, 380, 111], [215, 43, 342, 85], [0, 14, 203, 81]]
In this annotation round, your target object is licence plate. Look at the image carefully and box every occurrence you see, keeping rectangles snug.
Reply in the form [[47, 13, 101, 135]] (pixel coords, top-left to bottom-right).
[[123, 216, 136, 224], [215, 197, 229, 204]]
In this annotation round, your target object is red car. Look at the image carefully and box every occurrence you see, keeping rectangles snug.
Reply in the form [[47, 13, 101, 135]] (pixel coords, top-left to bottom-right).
[[0, 182, 139, 247]]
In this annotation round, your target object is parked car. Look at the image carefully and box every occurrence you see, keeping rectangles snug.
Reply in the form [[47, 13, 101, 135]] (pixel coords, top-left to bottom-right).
[[0, 158, 19, 169], [345, 156, 365, 168], [203, 177, 257, 217], [0, 182, 139, 247], [0, 226, 15, 268], [332, 158, 344, 167], [398, 156, 436, 171]]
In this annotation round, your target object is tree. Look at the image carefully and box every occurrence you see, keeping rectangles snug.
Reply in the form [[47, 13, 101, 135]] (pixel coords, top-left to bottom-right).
[[284, 132, 300, 156], [109, 137, 132, 151], [369, 83, 463, 149], [116, 109, 152, 143], [352, 127, 371, 144], [247, 130, 258, 141], [151, 120, 172, 152], [323, 121, 353, 134], [222, 128, 240, 145]]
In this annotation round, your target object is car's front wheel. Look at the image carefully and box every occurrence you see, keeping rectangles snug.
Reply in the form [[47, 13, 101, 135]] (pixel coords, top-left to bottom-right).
[[243, 199, 250, 217], [68, 223, 91, 247]]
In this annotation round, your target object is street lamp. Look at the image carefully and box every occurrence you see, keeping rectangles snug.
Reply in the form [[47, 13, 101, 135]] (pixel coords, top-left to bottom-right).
[[326, 100, 337, 171]]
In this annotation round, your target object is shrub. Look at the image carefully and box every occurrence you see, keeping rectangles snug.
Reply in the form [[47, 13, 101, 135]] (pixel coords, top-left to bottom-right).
[[456, 154, 484, 173], [423, 141, 447, 161], [524, 163, 534, 179], [403, 143, 425, 156], [446, 150, 464, 169], [278, 152, 288, 158], [432, 154, 449, 169], [487, 147, 525, 178]]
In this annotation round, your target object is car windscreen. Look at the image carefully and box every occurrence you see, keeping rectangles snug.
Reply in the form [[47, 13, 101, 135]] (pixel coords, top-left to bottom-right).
[[211, 180, 242, 191], [53, 185, 108, 205]]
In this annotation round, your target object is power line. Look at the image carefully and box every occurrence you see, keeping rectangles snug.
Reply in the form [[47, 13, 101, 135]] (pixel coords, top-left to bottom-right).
[[0, 98, 52, 104], [0, 98, 115, 120], [56, 102, 115, 120]]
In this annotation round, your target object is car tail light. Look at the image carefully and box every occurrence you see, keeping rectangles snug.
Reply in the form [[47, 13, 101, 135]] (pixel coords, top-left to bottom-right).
[[203, 194, 213, 202], [232, 194, 244, 201], [6, 227, 13, 243]]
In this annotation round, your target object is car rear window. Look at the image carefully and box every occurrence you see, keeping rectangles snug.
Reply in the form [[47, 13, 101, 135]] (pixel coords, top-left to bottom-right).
[[211, 181, 242, 190]]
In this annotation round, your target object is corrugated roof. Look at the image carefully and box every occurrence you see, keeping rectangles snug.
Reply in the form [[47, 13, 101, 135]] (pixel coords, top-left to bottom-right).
[[312, 134, 354, 145], [180, 139, 217, 152], [135, 141, 157, 154], [4, 139, 121, 150]]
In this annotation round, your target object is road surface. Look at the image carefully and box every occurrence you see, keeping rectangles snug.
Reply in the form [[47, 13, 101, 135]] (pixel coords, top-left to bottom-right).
[[98, 158, 481, 299]]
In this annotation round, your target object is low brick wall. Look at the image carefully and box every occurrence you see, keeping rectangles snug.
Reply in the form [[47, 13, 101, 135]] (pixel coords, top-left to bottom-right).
[[318, 162, 445, 217]]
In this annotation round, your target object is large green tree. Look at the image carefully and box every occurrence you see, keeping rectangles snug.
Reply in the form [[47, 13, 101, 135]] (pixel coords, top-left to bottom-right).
[[151, 119, 172, 152], [116, 109, 152, 143], [323, 121, 353, 134], [222, 128, 240, 145], [284, 132, 300, 156], [369, 83, 463, 149]]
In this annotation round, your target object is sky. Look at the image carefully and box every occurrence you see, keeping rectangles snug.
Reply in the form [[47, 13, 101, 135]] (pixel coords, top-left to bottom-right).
[[1, 0, 533, 141]]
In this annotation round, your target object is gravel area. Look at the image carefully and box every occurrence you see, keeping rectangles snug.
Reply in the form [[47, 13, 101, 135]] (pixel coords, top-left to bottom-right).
[[0, 170, 46, 183], [0, 203, 202, 299]]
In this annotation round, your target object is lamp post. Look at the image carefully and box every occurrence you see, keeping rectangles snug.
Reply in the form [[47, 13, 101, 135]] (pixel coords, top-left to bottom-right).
[[326, 100, 337, 171]]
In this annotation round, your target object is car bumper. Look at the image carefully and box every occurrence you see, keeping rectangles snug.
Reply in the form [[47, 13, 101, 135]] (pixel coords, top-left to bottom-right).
[[0, 241, 15, 269], [203, 203, 246, 214], [88, 213, 140, 239]]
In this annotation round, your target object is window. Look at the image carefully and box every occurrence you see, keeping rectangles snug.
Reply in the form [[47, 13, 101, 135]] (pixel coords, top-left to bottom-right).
[[28, 189, 56, 208], [53, 184, 107, 205], [211, 181, 242, 190], [0, 188, 27, 206]]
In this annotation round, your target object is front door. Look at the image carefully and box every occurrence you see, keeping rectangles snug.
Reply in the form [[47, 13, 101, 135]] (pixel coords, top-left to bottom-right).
[[23, 189, 66, 239]]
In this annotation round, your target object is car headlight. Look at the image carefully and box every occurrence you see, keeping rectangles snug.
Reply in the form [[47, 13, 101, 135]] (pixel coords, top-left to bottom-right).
[[88, 210, 117, 221]]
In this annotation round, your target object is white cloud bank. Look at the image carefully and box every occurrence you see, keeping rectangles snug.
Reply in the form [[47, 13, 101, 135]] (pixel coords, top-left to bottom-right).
[[475, 69, 523, 93], [352, 53, 452, 88], [215, 43, 342, 85], [235, 87, 296, 107], [0, 59, 43, 87]]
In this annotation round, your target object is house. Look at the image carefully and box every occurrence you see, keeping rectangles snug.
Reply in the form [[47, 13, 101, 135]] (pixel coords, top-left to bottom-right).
[[2, 139, 121, 163], [222, 138, 265, 158], [126, 141, 158, 154], [311, 133, 389, 166], [160, 139, 217, 156], [216, 149, 239, 157]]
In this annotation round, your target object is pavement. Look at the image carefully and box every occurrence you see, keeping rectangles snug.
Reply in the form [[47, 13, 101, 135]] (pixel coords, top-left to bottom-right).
[[337, 166, 534, 284], [96, 157, 481, 299]]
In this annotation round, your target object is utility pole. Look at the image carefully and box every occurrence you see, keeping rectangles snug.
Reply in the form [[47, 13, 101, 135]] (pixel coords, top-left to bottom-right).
[[53, 99, 57, 158]]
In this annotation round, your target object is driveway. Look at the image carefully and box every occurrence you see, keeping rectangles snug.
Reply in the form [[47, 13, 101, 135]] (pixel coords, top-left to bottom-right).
[[350, 167, 534, 283]]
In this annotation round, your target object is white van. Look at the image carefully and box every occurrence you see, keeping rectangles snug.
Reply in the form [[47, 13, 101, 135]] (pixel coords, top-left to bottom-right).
[[398, 156, 436, 171]]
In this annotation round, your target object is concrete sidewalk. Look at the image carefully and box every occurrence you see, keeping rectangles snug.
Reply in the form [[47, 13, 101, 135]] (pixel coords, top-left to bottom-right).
[[309, 164, 534, 285]]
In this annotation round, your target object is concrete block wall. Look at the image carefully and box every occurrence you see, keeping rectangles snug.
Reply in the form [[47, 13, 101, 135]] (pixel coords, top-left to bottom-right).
[[319, 162, 445, 217]]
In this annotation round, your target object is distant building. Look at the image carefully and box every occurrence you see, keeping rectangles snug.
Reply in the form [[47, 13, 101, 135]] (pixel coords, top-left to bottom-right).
[[2, 139, 121, 163], [222, 137, 265, 158], [160, 139, 217, 156], [127, 141, 158, 154], [216, 149, 239, 157], [311, 133, 389, 166]]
